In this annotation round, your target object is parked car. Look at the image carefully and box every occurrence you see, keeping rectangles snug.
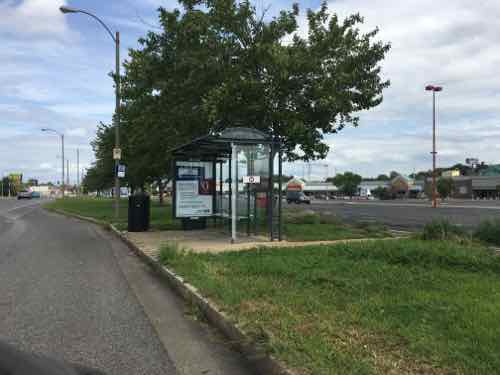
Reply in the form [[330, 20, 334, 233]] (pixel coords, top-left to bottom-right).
[[286, 191, 311, 204], [17, 190, 32, 200], [31, 191, 41, 199]]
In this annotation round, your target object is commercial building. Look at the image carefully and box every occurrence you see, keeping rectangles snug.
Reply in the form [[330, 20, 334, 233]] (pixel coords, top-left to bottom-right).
[[426, 173, 500, 200], [285, 178, 338, 199], [442, 169, 460, 178], [358, 180, 390, 197]]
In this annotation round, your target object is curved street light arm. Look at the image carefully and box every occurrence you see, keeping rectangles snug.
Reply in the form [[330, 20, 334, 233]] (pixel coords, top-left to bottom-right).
[[76, 10, 116, 43], [41, 128, 62, 137]]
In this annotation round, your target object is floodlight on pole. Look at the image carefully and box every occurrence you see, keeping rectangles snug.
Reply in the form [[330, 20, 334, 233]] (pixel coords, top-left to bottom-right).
[[425, 84, 443, 208]]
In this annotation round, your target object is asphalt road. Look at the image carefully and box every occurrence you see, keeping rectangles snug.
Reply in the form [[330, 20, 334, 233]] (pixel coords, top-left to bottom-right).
[[291, 199, 500, 229], [0, 198, 254, 375]]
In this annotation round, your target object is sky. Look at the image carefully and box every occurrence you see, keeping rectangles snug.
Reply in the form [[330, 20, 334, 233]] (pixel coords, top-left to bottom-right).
[[1, 0, 500, 183]]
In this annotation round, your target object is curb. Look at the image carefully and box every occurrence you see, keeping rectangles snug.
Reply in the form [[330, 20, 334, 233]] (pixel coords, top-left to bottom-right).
[[46, 207, 297, 375], [45, 207, 110, 228]]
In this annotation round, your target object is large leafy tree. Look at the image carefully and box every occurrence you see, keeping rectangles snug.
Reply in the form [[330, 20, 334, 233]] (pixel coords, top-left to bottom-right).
[[333, 172, 362, 197], [93, 0, 389, 193]]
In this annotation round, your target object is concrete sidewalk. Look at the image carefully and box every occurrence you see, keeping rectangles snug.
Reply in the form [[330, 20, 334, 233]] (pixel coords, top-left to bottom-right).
[[124, 229, 400, 258]]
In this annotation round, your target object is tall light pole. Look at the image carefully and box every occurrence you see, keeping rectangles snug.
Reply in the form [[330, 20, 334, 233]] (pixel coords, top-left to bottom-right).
[[67, 159, 70, 186], [77, 148, 80, 195], [60, 5, 121, 218], [42, 128, 65, 197], [425, 85, 443, 208], [42, 128, 64, 198]]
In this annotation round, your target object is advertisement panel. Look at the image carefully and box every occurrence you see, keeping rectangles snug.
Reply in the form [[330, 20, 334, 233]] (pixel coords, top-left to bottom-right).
[[175, 165, 213, 217]]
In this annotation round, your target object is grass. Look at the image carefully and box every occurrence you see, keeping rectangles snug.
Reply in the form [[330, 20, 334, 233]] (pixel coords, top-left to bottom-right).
[[44, 197, 180, 231], [283, 210, 392, 241], [45, 198, 391, 242], [474, 218, 500, 247], [159, 239, 500, 375]]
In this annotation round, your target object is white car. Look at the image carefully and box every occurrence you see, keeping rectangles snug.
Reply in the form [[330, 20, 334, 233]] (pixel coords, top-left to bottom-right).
[[17, 190, 32, 200]]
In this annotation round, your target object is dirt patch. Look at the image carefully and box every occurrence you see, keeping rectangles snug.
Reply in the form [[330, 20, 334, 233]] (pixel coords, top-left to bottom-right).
[[335, 328, 453, 375]]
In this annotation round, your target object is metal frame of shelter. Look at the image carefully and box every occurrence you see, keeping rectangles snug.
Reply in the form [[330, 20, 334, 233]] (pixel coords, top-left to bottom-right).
[[171, 127, 283, 243]]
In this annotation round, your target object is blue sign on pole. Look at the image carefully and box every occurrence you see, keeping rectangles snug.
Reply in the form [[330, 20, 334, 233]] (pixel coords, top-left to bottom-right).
[[117, 164, 126, 178]]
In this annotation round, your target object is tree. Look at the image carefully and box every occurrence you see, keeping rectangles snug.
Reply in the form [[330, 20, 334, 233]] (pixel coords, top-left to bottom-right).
[[332, 172, 362, 197], [371, 186, 392, 200], [376, 174, 390, 181], [27, 178, 38, 186], [87, 0, 389, 199], [114, 0, 390, 192], [1, 177, 9, 197], [389, 171, 400, 179], [437, 178, 455, 199]]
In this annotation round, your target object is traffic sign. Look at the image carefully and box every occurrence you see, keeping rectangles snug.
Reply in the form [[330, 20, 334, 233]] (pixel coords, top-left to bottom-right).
[[113, 148, 122, 160], [117, 164, 126, 178], [243, 176, 260, 184]]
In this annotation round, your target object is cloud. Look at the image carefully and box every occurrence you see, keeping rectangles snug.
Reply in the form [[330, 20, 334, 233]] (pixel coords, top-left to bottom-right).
[[66, 127, 88, 137], [3, 0, 500, 182], [282, 0, 500, 177], [0, 0, 73, 39]]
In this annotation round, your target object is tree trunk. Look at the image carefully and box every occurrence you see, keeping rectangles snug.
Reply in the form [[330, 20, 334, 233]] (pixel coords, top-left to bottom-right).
[[158, 179, 164, 206]]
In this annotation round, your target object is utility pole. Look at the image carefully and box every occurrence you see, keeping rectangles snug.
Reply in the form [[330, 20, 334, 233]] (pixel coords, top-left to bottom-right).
[[77, 148, 80, 195], [61, 134, 65, 197], [66, 159, 70, 187]]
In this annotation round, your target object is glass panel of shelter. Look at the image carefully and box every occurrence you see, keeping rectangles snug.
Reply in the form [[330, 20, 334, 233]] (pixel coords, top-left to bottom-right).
[[210, 143, 271, 237], [235, 144, 271, 236]]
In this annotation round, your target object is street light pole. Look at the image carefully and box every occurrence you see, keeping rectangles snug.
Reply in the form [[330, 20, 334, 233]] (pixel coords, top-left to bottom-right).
[[60, 6, 121, 218], [42, 128, 65, 197], [62, 133, 65, 197], [114, 30, 120, 218], [77, 148, 80, 195], [425, 85, 443, 208]]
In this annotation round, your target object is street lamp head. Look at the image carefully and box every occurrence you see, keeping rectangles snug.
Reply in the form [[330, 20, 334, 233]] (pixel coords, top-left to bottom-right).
[[59, 5, 79, 14], [41, 128, 48, 132], [425, 85, 443, 92]]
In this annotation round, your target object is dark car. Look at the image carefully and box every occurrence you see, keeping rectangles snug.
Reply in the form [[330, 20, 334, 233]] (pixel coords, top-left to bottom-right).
[[17, 190, 32, 200], [286, 191, 311, 204]]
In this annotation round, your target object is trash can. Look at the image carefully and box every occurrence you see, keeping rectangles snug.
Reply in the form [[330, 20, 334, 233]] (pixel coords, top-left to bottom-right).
[[128, 193, 150, 232]]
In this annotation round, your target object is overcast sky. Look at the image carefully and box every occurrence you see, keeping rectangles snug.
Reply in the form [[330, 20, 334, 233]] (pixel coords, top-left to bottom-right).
[[1, 0, 500, 183]]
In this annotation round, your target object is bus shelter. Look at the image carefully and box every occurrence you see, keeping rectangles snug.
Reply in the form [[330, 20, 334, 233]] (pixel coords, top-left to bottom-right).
[[171, 127, 283, 242]]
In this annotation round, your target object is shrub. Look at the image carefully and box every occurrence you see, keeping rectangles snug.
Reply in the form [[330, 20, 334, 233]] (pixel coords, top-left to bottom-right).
[[474, 219, 500, 246], [421, 219, 470, 242]]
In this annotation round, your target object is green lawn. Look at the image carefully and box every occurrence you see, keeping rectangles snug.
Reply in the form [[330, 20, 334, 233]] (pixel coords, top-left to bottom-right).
[[45, 197, 179, 231], [284, 223, 391, 241], [45, 198, 391, 242], [283, 210, 392, 241], [159, 239, 500, 374]]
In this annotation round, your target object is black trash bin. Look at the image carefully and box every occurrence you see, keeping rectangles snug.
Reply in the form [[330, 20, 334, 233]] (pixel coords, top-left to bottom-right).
[[128, 193, 150, 232]]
